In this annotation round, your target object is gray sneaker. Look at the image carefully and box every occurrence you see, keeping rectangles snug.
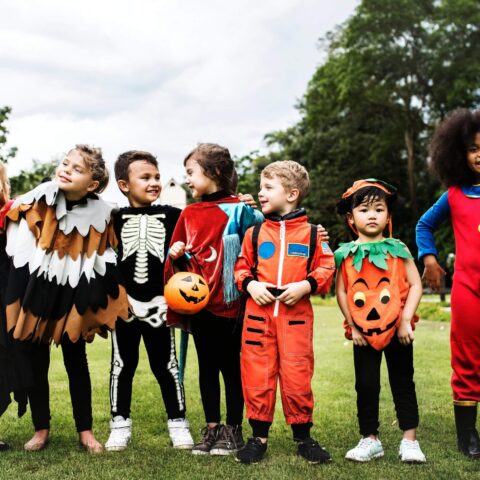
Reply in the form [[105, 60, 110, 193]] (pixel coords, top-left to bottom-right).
[[210, 424, 244, 455], [191, 425, 219, 455]]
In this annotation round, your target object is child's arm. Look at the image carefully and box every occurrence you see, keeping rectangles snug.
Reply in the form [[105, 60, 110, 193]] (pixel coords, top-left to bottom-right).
[[397, 257, 423, 346], [234, 227, 276, 305], [416, 192, 450, 290], [335, 269, 368, 346], [278, 232, 335, 306]]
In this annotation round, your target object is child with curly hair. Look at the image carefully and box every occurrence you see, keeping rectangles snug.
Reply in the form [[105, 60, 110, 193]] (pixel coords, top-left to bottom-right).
[[416, 109, 480, 459]]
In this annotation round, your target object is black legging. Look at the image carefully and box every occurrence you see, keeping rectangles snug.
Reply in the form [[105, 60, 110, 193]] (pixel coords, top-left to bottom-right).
[[190, 311, 243, 426], [353, 335, 419, 436], [110, 319, 185, 420], [28, 336, 92, 432]]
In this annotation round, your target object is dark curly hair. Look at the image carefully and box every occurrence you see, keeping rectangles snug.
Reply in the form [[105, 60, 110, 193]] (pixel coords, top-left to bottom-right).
[[429, 109, 480, 187], [184, 143, 237, 195]]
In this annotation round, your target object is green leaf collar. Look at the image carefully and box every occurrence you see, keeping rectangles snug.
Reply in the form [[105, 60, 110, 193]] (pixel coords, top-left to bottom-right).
[[334, 238, 412, 272]]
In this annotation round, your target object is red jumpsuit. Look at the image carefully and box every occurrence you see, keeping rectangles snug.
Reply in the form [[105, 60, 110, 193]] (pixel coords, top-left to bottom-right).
[[449, 187, 480, 401], [234, 211, 335, 425]]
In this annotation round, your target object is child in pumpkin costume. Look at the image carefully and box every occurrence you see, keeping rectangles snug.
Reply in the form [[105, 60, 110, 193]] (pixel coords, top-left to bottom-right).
[[335, 179, 426, 463]]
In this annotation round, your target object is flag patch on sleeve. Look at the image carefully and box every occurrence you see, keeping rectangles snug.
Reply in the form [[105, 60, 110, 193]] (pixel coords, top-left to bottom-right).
[[321, 242, 333, 254]]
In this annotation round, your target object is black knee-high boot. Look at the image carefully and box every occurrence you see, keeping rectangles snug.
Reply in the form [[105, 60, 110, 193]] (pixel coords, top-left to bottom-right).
[[454, 403, 480, 459]]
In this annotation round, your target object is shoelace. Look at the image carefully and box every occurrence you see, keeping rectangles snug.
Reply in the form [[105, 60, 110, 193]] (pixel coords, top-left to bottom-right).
[[401, 440, 419, 451], [358, 437, 376, 448]]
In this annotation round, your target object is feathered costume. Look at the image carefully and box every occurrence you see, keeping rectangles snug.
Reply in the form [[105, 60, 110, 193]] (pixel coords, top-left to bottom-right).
[[4, 181, 128, 345], [0, 200, 32, 417]]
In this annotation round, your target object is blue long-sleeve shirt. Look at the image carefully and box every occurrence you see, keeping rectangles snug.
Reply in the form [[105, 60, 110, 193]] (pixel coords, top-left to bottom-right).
[[416, 192, 450, 260], [416, 185, 480, 260]]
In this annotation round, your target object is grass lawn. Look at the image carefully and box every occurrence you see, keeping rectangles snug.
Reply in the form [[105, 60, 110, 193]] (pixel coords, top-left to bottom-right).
[[0, 305, 475, 479]]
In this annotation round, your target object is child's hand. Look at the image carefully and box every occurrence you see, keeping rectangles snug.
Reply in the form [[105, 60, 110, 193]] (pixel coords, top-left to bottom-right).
[[277, 280, 311, 306], [317, 224, 329, 242], [351, 325, 368, 346], [397, 321, 414, 345], [238, 192, 257, 209], [247, 281, 276, 305], [422, 255, 446, 291], [169, 241, 192, 260]]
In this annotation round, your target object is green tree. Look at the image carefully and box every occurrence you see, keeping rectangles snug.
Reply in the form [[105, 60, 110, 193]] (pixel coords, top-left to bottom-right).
[[247, 0, 480, 261], [0, 105, 56, 196], [0, 106, 17, 164], [10, 160, 57, 196]]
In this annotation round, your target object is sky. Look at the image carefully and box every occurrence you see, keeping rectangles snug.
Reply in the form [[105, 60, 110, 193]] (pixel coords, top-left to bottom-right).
[[1, 0, 358, 204]]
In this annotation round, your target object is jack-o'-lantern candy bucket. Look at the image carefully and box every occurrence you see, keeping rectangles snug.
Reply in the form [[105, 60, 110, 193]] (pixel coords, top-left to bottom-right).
[[165, 272, 210, 314]]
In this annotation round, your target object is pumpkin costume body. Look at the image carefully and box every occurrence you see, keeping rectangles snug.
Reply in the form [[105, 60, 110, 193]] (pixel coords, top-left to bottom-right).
[[335, 239, 418, 351], [417, 186, 480, 403], [335, 238, 420, 436], [3, 181, 128, 433], [234, 210, 335, 427]]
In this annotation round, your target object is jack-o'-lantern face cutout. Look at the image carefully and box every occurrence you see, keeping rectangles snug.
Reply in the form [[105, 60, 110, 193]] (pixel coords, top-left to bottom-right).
[[346, 258, 401, 350], [165, 272, 210, 315]]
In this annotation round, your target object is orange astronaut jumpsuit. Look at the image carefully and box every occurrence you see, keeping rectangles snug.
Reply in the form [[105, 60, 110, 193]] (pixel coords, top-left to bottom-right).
[[234, 211, 335, 425]]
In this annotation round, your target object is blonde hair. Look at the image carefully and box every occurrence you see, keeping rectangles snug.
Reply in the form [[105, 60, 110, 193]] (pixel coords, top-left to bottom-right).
[[71, 144, 109, 193], [261, 160, 310, 204], [0, 162, 10, 206]]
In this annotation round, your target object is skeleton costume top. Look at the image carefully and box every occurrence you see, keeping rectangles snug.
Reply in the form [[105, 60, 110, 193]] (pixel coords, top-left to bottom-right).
[[4, 181, 128, 345], [113, 204, 181, 327]]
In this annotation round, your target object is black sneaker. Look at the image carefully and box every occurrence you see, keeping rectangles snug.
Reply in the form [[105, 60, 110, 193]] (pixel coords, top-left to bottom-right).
[[210, 424, 245, 455], [0, 441, 10, 452], [296, 437, 332, 464], [236, 437, 267, 464], [191, 425, 219, 455]]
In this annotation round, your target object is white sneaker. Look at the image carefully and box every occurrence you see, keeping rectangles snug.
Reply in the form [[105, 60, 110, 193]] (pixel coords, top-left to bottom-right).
[[105, 416, 132, 452], [399, 439, 426, 463], [345, 437, 384, 462], [168, 418, 194, 449]]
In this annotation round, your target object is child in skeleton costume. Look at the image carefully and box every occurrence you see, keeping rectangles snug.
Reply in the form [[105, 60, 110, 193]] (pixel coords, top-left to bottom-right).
[[335, 179, 426, 464], [416, 109, 480, 459], [166, 143, 263, 456], [4, 146, 128, 454], [105, 151, 193, 452], [0, 162, 34, 451]]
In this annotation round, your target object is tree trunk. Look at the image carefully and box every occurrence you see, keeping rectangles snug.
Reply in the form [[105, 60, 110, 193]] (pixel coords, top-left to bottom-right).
[[404, 127, 418, 219]]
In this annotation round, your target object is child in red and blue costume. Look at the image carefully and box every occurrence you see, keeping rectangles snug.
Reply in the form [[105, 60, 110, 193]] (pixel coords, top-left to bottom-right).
[[416, 109, 480, 459], [166, 143, 263, 456]]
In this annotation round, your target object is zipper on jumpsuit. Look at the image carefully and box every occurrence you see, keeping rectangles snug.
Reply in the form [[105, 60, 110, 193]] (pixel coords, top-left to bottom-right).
[[274, 220, 286, 318]]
